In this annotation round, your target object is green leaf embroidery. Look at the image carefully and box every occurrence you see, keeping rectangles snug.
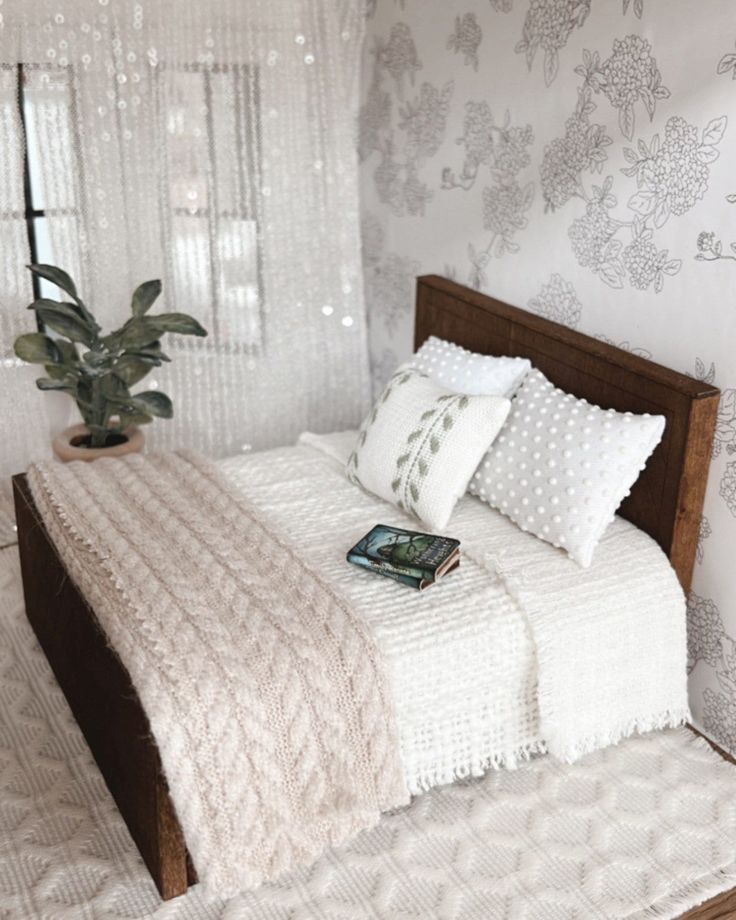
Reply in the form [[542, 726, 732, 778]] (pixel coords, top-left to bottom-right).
[[396, 453, 410, 468], [420, 408, 437, 421], [430, 435, 440, 454], [410, 483, 420, 502], [391, 478, 401, 493], [443, 414, 455, 430], [418, 458, 428, 477], [459, 396, 469, 409], [407, 429, 422, 444]]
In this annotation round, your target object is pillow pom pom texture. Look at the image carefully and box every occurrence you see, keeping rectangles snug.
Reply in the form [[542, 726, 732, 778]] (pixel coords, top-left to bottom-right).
[[469, 369, 665, 567], [348, 367, 511, 532], [409, 335, 531, 397]]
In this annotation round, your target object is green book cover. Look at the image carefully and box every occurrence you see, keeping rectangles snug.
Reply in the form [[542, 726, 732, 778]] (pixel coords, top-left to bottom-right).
[[347, 524, 460, 588]]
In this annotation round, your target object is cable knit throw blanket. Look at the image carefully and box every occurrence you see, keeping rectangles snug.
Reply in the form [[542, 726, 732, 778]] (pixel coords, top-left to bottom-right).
[[26, 451, 409, 899]]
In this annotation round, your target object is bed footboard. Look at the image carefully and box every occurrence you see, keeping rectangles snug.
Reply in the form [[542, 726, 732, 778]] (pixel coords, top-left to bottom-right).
[[12, 473, 194, 900]]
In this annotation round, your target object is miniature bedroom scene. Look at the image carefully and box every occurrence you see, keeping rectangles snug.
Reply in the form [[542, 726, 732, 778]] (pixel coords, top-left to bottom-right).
[[1, 1, 735, 918]]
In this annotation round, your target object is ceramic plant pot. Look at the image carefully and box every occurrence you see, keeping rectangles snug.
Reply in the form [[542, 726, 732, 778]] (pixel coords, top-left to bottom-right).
[[52, 423, 145, 463]]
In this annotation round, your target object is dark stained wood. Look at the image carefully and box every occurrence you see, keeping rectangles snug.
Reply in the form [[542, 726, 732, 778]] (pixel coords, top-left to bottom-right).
[[10, 277, 723, 904], [415, 275, 720, 595], [12, 473, 194, 900], [677, 888, 736, 919]]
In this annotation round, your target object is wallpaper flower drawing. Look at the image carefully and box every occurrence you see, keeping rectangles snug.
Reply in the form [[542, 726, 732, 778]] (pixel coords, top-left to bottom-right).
[[361, 23, 453, 217], [515, 0, 592, 86], [361, 0, 736, 754], [541, 34, 726, 293], [443, 102, 534, 277], [447, 14, 483, 71], [527, 273, 583, 327]]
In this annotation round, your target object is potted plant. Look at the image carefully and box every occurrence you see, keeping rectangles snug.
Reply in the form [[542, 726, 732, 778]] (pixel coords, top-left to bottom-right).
[[13, 264, 207, 462]]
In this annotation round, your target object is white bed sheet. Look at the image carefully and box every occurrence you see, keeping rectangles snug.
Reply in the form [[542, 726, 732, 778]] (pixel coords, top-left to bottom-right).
[[219, 430, 688, 795]]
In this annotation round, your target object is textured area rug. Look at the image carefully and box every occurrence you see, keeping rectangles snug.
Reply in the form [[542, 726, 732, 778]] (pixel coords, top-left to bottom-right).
[[1, 546, 735, 920]]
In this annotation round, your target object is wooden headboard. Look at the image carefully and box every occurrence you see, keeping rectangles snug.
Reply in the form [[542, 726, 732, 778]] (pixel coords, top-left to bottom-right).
[[415, 275, 720, 594]]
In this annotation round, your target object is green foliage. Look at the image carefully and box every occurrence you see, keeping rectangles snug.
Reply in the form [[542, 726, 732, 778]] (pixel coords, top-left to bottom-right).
[[13, 264, 207, 449]]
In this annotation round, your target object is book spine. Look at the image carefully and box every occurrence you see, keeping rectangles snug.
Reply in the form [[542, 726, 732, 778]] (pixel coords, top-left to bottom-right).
[[347, 553, 424, 589], [348, 552, 434, 583]]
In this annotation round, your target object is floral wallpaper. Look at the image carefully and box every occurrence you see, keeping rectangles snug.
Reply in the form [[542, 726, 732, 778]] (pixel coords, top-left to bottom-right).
[[360, 0, 736, 753]]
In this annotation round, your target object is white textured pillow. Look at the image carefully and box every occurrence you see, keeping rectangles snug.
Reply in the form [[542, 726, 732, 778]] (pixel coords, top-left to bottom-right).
[[469, 369, 665, 567], [409, 335, 531, 397], [348, 366, 511, 531]]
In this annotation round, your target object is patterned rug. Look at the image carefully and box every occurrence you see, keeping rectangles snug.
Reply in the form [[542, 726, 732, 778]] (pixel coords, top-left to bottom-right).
[[1, 546, 736, 920]]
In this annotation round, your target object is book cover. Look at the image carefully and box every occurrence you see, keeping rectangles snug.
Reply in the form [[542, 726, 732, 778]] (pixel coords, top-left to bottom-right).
[[347, 524, 460, 589]]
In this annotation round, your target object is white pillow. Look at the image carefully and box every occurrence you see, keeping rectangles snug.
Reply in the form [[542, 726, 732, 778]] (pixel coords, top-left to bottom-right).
[[409, 335, 531, 397], [348, 366, 511, 531], [469, 369, 665, 567]]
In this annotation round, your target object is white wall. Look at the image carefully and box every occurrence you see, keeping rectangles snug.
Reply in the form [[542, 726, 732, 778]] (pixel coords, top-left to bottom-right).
[[360, 0, 736, 753]]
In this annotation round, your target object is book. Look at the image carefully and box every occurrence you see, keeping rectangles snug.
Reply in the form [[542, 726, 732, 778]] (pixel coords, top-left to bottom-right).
[[347, 524, 460, 590]]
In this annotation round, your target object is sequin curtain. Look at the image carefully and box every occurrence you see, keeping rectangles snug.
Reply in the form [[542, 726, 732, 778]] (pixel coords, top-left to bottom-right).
[[0, 0, 371, 539]]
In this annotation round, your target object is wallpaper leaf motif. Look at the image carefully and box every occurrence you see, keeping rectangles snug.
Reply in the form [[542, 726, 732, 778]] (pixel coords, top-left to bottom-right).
[[527, 273, 582, 327], [447, 14, 483, 71], [622, 0, 644, 19], [717, 40, 736, 79], [593, 335, 651, 359], [515, 0, 592, 86]]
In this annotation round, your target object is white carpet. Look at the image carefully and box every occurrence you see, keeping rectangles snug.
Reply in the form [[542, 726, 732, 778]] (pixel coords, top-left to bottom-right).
[[1, 546, 735, 920]]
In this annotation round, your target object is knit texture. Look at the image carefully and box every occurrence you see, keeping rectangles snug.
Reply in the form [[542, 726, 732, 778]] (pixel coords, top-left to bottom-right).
[[225, 431, 691, 783], [1, 547, 735, 920], [347, 366, 510, 530], [26, 451, 409, 899]]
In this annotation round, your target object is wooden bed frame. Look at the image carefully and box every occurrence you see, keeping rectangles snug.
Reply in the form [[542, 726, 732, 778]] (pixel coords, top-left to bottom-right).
[[12, 275, 725, 910]]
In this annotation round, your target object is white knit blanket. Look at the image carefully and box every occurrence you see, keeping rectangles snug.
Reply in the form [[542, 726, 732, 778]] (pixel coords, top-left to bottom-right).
[[26, 451, 409, 899], [222, 431, 691, 790]]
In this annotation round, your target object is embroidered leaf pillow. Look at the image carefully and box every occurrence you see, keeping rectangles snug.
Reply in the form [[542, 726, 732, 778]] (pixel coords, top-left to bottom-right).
[[347, 367, 511, 531]]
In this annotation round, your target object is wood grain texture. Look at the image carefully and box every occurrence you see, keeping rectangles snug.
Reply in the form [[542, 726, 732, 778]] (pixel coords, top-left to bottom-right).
[[415, 274, 720, 595], [12, 474, 194, 900], [10, 276, 723, 905]]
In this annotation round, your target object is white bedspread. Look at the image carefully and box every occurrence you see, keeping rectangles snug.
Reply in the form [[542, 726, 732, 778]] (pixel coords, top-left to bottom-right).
[[220, 431, 689, 794]]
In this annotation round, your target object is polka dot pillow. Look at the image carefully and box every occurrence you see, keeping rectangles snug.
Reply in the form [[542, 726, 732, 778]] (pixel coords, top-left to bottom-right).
[[409, 336, 531, 397], [469, 369, 666, 567]]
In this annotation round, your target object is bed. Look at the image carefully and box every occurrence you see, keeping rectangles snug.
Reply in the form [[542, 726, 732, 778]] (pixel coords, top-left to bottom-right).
[[12, 275, 720, 900]]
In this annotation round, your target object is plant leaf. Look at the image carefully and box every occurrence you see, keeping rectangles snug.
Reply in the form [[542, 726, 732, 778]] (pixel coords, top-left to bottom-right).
[[14, 332, 62, 365], [128, 390, 173, 418], [131, 279, 162, 316], [145, 313, 207, 337], [35, 376, 75, 392], [30, 300, 97, 346], [116, 410, 154, 428], [27, 264, 78, 300], [113, 355, 154, 387]]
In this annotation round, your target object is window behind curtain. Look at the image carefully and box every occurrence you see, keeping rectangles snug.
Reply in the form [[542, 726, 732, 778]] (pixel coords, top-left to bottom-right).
[[161, 64, 263, 353], [14, 62, 264, 352]]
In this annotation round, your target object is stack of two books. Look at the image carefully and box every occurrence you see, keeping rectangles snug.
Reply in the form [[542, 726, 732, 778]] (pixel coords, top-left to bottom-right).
[[347, 523, 460, 590]]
